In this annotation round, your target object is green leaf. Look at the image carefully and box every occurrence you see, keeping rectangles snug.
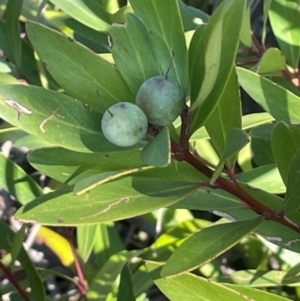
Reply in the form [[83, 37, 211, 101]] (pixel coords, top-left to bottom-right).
[[285, 261, 300, 279], [28, 147, 148, 185], [239, 4, 252, 47], [242, 112, 274, 130], [77, 224, 98, 263], [20, 37, 43, 87], [146, 261, 254, 301], [250, 123, 276, 140], [189, 0, 246, 133], [0, 72, 20, 85], [272, 121, 300, 185], [62, 17, 110, 48], [269, 0, 300, 68], [172, 185, 300, 253], [100, 0, 119, 13], [129, 0, 188, 90], [93, 222, 124, 269], [0, 19, 13, 60], [236, 164, 285, 194], [141, 127, 170, 167], [251, 136, 274, 166], [111, 6, 133, 24], [10, 224, 27, 263], [26, 21, 133, 111], [254, 47, 286, 76], [210, 128, 249, 184], [284, 149, 300, 211], [262, 0, 272, 46], [49, 0, 111, 31], [73, 166, 152, 196], [109, 13, 161, 95], [217, 269, 300, 287], [0, 58, 18, 77], [190, 17, 222, 111], [15, 175, 197, 225], [0, 220, 46, 301], [0, 125, 26, 143], [188, 24, 205, 82], [237, 67, 300, 124], [205, 67, 242, 167], [14, 134, 53, 149], [145, 219, 211, 263], [5, 0, 23, 68], [0, 151, 43, 204], [226, 285, 293, 301], [0, 85, 126, 153], [161, 216, 263, 277], [117, 263, 136, 301], [178, 1, 209, 31], [88, 250, 143, 301]]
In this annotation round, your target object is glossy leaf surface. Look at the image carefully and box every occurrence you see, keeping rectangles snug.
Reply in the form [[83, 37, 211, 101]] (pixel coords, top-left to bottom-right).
[[205, 67, 242, 168], [269, 0, 300, 68], [189, 0, 246, 133], [15, 175, 197, 225], [284, 149, 300, 211], [0, 151, 43, 204], [161, 216, 263, 277], [237, 68, 300, 124], [272, 122, 300, 185], [49, 0, 111, 31], [129, 0, 188, 89], [109, 13, 161, 95], [28, 147, 148, 185], [146, 261, 253, 301], [26, 22, 133, 111]]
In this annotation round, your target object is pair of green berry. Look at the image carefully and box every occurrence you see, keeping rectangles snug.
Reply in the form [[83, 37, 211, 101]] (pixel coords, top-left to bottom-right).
[[101, 75, 184, 147]]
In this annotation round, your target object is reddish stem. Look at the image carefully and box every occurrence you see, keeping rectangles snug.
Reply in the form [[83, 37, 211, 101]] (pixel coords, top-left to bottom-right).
[[171, 140, 300, 234], [251, 31, 266, 54], [236, 58, 259, 66], [0, 261, 32, 301], [179, 104, 191, 150], [64, 228, 89, 300]]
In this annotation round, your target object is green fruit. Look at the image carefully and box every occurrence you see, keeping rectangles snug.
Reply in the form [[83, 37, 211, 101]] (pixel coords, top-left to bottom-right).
[[101, 102, 148, 147], [136, 75, 184, 126]]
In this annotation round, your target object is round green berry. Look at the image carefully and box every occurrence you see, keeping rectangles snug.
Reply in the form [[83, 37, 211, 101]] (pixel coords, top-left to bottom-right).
[[136, 76, 184, 126], [101, 102, 148, 147]]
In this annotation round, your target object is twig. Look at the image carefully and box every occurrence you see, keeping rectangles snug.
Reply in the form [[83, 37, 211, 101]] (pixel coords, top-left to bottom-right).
[[0, 261, 32, 301], [251, 31, 266, 54], [171, 140, 300, 234], [64, 228, 89, 301]]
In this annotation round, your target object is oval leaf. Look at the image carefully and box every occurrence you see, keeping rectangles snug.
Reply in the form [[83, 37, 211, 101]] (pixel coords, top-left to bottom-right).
[[205, 67, 242, 168], [146, 261, 256, 301], [109, 13, 161, 95], [28, 147, 148, 185], [129, 0, 188, 89], [284, 149, 300, 211], [189, 0, 246, 133], [0, 152, 43, 204], [237, 68, 300, 124], [49, 0, 111, 31], [26, 21, 133, 111], [269, 0, 300, 68], [161, 216, 263, 277], [272, 121, 300, 185], [5, 0, 23, 68], [15, 176, 197, 225]]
